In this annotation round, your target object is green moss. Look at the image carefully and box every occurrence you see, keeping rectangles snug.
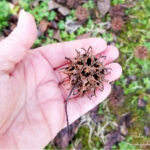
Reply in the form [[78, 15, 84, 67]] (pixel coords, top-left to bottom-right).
[[75, 126, 91, 149], [44, 144, 56, 150], [111, 0, 125, 5], [0, 0, 11, 33], [1, 0, 149, 149], [112, 0, 150, 125], [20, 0, 50, 23]]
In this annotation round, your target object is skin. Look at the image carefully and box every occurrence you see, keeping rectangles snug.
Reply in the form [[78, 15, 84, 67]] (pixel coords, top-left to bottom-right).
[[0, 11, 122, 149]]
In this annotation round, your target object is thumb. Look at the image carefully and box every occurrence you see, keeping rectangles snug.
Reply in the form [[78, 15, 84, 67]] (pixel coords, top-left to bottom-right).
[[0, 10, 37, 74]]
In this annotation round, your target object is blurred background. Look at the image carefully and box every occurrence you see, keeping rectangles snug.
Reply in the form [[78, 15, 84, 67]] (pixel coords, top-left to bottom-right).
[[0, 0, 150, 149]]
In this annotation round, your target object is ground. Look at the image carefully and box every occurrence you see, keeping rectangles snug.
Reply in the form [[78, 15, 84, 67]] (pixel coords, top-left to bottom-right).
[[0, 0, 150, 149]]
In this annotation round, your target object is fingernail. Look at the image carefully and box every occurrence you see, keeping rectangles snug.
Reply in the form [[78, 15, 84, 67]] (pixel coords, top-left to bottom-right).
[[18, 9, 26, 26]]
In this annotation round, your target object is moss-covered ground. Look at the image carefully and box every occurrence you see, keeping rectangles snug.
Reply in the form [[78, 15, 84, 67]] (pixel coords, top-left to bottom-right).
[[0, 0, 150, 149]]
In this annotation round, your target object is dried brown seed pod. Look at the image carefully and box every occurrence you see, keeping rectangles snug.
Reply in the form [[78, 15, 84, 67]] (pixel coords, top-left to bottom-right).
[[76, 5, 89, 22], [61, 46, 111, 136], [134, 46, 149, 59], [111, 17, 124, 31], [62, 46, 111, 98]]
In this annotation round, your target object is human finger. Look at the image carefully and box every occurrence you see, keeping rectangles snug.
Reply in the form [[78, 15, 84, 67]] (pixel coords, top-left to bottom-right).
[[0, 10, 37, 74], [36, 38, 107, 69], [100, 45, 119, 65], [104, 63, 122, 82]]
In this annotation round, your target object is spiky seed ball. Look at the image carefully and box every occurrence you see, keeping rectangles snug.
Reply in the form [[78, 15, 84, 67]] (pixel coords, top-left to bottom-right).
[[62, 47, 110, 98], [76, 5, 89, 22], [111, 17, 124, 31], [134, 46, 149, 59]]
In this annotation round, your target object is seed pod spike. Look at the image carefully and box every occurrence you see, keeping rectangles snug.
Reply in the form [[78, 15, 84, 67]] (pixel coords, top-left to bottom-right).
[[87, 46, 93, 53], [60, 67, 67, 70], [104, 78, 109, 82], [103, 68, 111, 75], [87, 94, 92, 100], [81, 47, 87, 52], [99, 55, 106, 62], [75, 49, 80, 56], [65, 56, 72, 62], [58, 77, 69, 85], [104, 67, 112, 74], [94, 88, 97, 97], [99, 83, 104, 91]]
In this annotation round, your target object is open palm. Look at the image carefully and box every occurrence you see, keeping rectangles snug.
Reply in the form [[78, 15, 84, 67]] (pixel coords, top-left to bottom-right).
[[0, 11, 122, 149]]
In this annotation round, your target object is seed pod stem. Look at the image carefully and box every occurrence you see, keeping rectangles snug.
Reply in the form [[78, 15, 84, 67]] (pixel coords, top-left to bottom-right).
[[65, 84, 77, 132]]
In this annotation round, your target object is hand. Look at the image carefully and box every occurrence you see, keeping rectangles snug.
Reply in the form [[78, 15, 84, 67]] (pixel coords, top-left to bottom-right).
[[0, 10, 122, 149]]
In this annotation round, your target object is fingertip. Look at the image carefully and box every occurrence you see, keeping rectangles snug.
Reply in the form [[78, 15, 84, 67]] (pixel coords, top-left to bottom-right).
[[86, 37, 107, 53], [0, 10, 38, 73], [93, 82, 111, 105], [105, 63, 122, 82], [36, 37, 107, 69], [17, 10, 37, 46], [108, 45, 119, 59], [63, 37, 107, 55], [18, 10, 35, 26], [102, 45, 119, 65]]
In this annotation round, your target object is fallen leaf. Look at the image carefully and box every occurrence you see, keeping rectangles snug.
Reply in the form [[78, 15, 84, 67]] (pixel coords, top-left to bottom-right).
[[38, 19, 51, 33], [138, 99, 147, 108], [97, 0, 110, 17], [53, 119, 80, 149], [48, 0, 60, 10], [51, 21, 58, 29], [119, 122, 128, 136], [58, 6, 70, 16], [89, 105, 104, 123], [54, 0, 66, 4], [55, 0, 87, 9], [144, 126, 150, 136], [11, 0, 19, 5], [77, 32, 91, 40], [104, 130, 125, 150], [119, 112, 131, 128], [53, 30, 62, 42], [126, 75, 137, 85], [48, 0, 70, 16], [32, 0, 40, 7], [65, 20, 81, 33]]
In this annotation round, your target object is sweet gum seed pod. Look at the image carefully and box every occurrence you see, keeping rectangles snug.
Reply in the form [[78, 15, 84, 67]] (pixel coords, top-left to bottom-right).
[[62, 46, 111, 98]]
